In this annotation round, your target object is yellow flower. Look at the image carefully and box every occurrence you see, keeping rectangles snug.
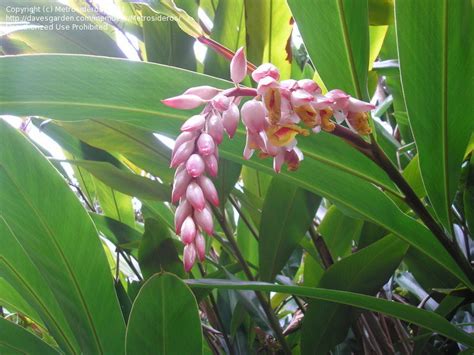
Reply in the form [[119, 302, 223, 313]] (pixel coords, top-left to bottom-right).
[[266, 124, 309, 147]]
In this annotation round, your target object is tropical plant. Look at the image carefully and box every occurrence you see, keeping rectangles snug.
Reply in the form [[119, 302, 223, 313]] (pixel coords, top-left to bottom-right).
[[0, 0, 473, 354]]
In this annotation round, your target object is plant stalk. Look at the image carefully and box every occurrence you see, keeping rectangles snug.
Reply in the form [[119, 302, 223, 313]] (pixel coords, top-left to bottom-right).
[[212, 207, 291, 354], [330, 125, 474, 284]]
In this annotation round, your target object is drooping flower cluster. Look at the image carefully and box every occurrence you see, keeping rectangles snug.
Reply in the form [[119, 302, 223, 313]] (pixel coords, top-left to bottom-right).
[[162, 47, 375, 271]]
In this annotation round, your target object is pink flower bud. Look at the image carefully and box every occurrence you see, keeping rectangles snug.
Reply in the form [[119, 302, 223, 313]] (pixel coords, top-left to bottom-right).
[[197, 175, 219, 206], [347, 97, 376, 112], [291, 89, 314, 107], [197, 133, 216, 156], [184, 86, 220, 100], [186, 154, 205, 178], [194, 205, 214, 235], [207, 114, 224, 144], [171, 167, 192, 203], [162, 94, 205, 109], [297, 79, 321, 94], [195, 232, 206, 262], [326, 89, 350, 110], [230, 47, 247, 84], [170, 139, 195, 168], [175, 199, 192, 234], [280, 79, 298, 91], [180, 216, 197, 244], [312, 94, 333, 109], [256, 76, 279, 95], [252, 63, 280, 82], [241, 100, 267, 133], [181, 114, 206, 132], [186, 182, 206, 210], [212, 95, 230, 112], [173, 131, 197, 157], [203, 154, 218, 177], [183, 244, 196, 272], [222, 103, 240, 138]]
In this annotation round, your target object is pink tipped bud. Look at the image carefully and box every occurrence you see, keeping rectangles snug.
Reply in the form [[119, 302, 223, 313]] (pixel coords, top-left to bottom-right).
[[175, 199, 192, 234], [186, 182, 206, 210], [170, 139, 195, 168], [162, 94, 205, 109], [207, 114, 224, 145], [347, 97, 376, 112], [256, 76, 279, 95], [181, 114, 206, 132], [184, 86, 220, 100], [197, 175, 219, 206], [186, 154, 206, 178], [212, 95, 230, 112], [230, 47, 247, 84], [197, 133, 215, 156], [183, 244, 196, 272], [241, 100, 267, 133], [222, 104, 240, 138], [203, 154, 218, 177], [171, 167, 192, 203], [326, 89, 350, 110], [180, 216, 197, 244], [173, 131, 197, 157], [252, 63, 280, 82], [195, 233, 206, 262], [297, 79, 320, 94], [291, 89, 314, 107], [194, 206, 214, 235]]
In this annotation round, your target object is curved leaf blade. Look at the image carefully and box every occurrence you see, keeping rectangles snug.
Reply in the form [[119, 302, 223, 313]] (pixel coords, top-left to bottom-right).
[[186, 279, 474, 348], [125, 273, 202, 354], [394, 0, 474, 228], [0, 121, 126, 353]]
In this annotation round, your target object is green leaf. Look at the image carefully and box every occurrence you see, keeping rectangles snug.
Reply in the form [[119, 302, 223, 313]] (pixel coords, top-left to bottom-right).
[[214, 158, 242, 203], [318, 206, 363, 260], [0, 278, 43, 327], [394, 0, 474, 228], [65, 159, 170, 201], [0, 55, 470, 287], [186, 279, 474, 348], [368, 0, 394, 25], [94, 178, 136, 227], [0, 0, 125, 57], [90, 213, 142, 250], [140, 1, 197, 69], [301, 235, 408, 354], [204, 0, 246, 79], [0, 121, 126, 353], [125, 273, 203, 354], [259, 177, 321, 281], [56, 119, 173, 181], [288, 0, 370, 99], [0, 317, 60, 355], [245, 0, 293, 79], [464, 154, 474, 235], [138, 218, 185, 279]]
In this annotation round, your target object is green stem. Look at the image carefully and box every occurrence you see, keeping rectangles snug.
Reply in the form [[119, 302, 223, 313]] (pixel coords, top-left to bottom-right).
[[212, 207, 291, 354], [330, 125, 474, 284]]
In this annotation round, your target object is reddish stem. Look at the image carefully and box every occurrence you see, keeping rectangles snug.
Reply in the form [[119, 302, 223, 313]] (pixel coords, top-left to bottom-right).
[[198, 36, 257, 72]]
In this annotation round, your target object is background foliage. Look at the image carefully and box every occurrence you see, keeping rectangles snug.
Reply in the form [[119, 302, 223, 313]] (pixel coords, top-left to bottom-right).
[[0, 0, 473, 354]]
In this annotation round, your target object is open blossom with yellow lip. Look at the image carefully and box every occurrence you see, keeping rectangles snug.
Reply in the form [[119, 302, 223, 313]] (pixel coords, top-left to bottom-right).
[[162, 46, 375, 271]]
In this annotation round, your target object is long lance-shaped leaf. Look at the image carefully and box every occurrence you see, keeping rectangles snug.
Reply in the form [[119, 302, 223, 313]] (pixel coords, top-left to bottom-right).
[[394, 0, 474, 228], [185, 279, 474, 348], [288, 0, 370, 99], [0, 121, 126, 353], [0, 317, 60, 354], [0, 54, 471, 287]]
